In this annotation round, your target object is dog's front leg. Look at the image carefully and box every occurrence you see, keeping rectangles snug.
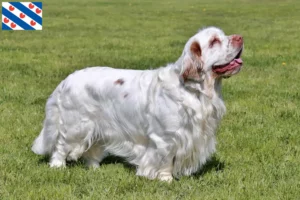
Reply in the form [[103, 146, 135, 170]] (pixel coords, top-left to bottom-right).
[[136, 152, 174, 182], [136, 133, 175, 182]]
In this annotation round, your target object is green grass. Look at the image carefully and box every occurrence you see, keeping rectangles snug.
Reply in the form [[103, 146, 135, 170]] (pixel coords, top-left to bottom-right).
[[1, 0, 300, 199]]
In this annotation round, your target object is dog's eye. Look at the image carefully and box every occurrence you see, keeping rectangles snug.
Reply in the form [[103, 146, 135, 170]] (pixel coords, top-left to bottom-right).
[[210, 37, 221, 47]]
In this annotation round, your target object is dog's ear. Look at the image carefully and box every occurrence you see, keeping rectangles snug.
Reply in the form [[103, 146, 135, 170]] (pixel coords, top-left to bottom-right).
[[181, 41, 203, 82], [190, 41, 202, 59]]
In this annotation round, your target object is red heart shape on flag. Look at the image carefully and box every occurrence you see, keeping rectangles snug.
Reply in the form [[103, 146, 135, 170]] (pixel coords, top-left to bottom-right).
[[4, 18, 9, 23], [36, 8, 41, 14], [30, 20, 36, 26], [29, 3, 34, 9], [20, 13, 26, 19], [9, 6, 15, 11], [11, 22, 16, 28]]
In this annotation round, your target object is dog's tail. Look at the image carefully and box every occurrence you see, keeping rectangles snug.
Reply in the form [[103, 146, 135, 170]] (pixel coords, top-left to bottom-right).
[[32, 82, 64, 155], [32, 126, 58, 155]]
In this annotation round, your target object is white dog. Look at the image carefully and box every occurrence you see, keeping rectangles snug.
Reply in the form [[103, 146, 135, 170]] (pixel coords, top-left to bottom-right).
[[32, 27, 243, 182]]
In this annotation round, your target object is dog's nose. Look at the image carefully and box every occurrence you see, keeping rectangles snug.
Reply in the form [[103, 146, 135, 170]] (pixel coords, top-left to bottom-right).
[[231, 35, 243, 47]]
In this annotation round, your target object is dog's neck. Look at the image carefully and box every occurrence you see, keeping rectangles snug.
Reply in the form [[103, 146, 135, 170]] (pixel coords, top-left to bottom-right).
[[158, 63, 226, 122], [171, 60, 223, 100]]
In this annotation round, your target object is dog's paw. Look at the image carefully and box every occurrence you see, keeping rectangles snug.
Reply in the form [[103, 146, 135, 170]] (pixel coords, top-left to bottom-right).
[[86, 160, 100, 169], [158, 173, 173, 183], [49, 160, 66, 168]]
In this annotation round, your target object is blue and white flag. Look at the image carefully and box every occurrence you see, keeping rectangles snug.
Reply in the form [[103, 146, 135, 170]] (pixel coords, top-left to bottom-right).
[[2, 2, 42, 30]]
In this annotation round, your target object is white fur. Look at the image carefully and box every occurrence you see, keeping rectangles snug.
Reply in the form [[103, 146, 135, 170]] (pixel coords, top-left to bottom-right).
[[32, 27, 243, 181]]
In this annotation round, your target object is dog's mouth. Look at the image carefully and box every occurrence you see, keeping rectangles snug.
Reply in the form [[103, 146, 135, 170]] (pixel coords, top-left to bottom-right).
[[212, 49, 243, 74]]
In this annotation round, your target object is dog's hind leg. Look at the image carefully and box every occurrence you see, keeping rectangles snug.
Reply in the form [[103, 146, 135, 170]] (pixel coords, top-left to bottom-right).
[[49, 133, 69, 168]]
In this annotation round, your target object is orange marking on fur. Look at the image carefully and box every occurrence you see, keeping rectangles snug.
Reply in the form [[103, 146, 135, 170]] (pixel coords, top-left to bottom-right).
[[182, 66, 191, 81], [182, 65, 202, 81], [209, 36, 221, 48], [114, 79, 124, 85]]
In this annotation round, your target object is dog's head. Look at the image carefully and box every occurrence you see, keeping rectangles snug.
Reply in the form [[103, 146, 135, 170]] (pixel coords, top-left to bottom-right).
[[179, 27, 243, 81]]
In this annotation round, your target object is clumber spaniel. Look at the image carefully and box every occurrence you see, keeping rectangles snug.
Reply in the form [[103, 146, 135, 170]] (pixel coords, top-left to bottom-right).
[[32, 27, 243, 182]]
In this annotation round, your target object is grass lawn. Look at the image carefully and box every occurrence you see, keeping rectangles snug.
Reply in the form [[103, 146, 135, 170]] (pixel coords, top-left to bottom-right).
[[1, 0, 300, 199]]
